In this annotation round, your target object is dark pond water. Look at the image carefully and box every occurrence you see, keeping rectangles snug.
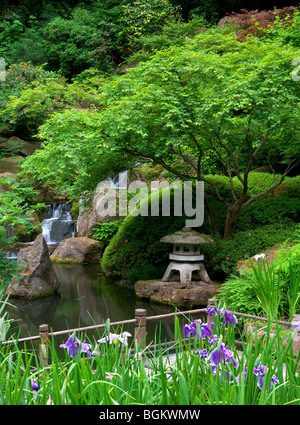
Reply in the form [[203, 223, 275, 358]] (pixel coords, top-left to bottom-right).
[[4, 263, 204, 355]]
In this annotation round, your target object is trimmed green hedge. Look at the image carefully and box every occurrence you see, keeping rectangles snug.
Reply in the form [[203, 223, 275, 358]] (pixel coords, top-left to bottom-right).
[[101, 188, 188, 276]]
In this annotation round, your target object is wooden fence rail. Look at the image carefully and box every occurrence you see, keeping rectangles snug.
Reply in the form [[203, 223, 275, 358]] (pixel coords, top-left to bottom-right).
[[2, 298, 300, 366]]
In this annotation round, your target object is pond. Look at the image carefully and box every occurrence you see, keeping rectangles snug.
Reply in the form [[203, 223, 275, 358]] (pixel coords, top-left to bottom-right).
[[4, 263, 205, 356]]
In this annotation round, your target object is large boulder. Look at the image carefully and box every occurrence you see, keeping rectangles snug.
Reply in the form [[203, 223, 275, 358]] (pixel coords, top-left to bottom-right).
[[6, 234, 60, 299], [77, 165, 166, 237], [135, 279, 221, 308], [0, 156, 22, 173], [77, 186, 120, 237], [50, 237, 104, 264], [0, 136, 42, 157]]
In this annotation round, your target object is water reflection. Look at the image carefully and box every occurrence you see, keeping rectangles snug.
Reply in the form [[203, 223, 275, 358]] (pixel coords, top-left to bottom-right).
[[5, 263, 205, 352]]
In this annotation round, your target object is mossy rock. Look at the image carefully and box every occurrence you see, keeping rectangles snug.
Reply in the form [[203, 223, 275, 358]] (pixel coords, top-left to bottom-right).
[[128, 163, 166, 185], [50, 237, 104, 264], [0, 156, 22, 173], [135, 279, 221, 307], [71, 201, 79, 221], [236, 243, 296, 274]]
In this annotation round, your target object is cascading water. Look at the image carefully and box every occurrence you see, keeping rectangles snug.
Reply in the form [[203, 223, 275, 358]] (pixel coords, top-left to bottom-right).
[[5, 251, 19, 260], [105, 170, 128, 190], [41, 203, 75, 245]]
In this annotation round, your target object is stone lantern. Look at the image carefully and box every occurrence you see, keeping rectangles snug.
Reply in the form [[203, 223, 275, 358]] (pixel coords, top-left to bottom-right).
[[160, 227, 213, 285]]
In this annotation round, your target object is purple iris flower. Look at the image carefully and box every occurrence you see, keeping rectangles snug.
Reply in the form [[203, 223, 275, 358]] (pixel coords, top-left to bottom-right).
[[208, 335, 219, 345], [208, 363, 217, 375], [206, 306, 218, 316], [292, 321, 300, 330], [253, 363, 279, 390], [184, 321, 198, 337], [219, 308, 238, 328], [31, 377, 39, 392], [60, 334, 92, 358], [209, 343, 238, 368], [184, 320, 215, 341], [196, 349, 208, 358]]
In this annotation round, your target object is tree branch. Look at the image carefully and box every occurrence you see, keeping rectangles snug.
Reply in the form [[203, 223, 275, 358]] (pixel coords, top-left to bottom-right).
[[242, 159, 298, 209]]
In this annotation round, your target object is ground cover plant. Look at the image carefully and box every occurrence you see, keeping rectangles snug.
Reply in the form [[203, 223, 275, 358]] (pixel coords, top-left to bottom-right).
[[218, 241, 300, 324]]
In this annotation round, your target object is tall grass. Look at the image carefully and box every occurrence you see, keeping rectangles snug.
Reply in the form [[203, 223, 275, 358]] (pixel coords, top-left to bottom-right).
[[248, 258, 282, 320]]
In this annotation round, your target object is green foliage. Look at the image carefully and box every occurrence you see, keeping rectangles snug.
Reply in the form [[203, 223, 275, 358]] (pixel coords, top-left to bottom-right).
[[0, 175, 43, 287], [125, 261, 166, 284], [10, 29, 48, 66], [217, 273, 262, 319], [121, 0, 180, 47], [247, 259, 282, 320], [245, 173, 291, 198], [20, 107, 134, 197], [204, 174, 300, 234], [0, 62, 54, 135], [261, 8, 300, 47], [13, 30, 300, 239], [235, 197, 300, 230], [218, 243, 300, 322], [101, 189, 188, 275], [43, 8, 114, 78], [97, 30, 300, 237], [127, 15, 209, 63], [2, 74, 68, 136], [273, 175, 300, 199], [92, 219, 123, 244], [0, 14, 26, 64], [201, 223, 299, 280]]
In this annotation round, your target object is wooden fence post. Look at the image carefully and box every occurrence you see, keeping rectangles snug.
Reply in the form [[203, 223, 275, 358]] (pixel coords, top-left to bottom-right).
[[292, 314, 300, 361], [207, 297, 216, 329], [135, 309, 147, 350], [39, 324, 49, 367]]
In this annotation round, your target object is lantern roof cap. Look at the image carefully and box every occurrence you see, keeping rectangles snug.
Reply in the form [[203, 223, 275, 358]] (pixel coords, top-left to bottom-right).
[[160, 227, 214, 245]]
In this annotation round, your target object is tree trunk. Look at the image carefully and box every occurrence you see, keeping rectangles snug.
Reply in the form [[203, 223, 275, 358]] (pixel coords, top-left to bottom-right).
[[204, 194, 218, 236], [223, 205, 241, 239]]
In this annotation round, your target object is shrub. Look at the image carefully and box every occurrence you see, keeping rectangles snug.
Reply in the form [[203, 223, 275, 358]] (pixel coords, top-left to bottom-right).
[[218, 243, 300, 323], [201, 222, 299, 280], [273, 175, 300, 199], [217, 273, 262, 320], [0, 175, 43, 288], [101, 188, 189, 275], [43, 8, 114, 78], [227, 7, 296, 41], [121, 0, 180, 47], [0, 62, 53, 135], [235, 197, 300, 231], [245, 172, 289, 198], [204, 175, 243, 203], [92, 219, 124, 245], [204, 172, 297, 204]]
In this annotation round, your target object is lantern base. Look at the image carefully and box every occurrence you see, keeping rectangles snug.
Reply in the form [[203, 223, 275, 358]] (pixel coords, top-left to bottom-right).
[[162, 261, 211, 285]]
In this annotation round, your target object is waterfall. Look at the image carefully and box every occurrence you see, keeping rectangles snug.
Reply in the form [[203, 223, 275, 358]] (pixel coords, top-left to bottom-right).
[[41, 203, 75, 245], [105, 171, 128, 190], [5, 251, 19, 260]]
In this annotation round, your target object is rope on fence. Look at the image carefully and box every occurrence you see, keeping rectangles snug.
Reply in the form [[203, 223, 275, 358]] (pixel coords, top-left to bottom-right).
[[2, 299, 299, 365]]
